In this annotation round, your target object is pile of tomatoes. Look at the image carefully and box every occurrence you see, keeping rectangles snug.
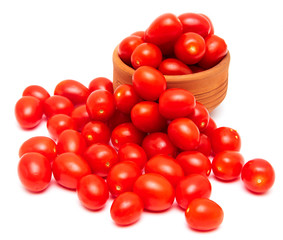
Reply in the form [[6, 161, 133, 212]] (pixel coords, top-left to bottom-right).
[[118, 13, 228, 74]]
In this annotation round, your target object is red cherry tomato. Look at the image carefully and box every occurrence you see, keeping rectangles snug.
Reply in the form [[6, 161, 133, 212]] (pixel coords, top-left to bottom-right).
[[132, 66, 166, 101], [89, 77, 113, 94], [212, 151, 244, 181], [200, 14, 214, 35], [241, 159, 275, 193], [168, 118, 200, 151], [131, 101, 167, 133], [19, 136, 57, 162], [84, 143, 118, 177], [18, 152, 52, 192], [47, 114, 76, 140], [43, 95, 74, 118], [176, 174, 211, 209], [107, 161, 141, 197], [188, 102, 210, 131], [114, 84, 141, 114], [131, 31, 145, 39], [185, 198, 224, 231], [176, 151, 211, 176], [198, 34, 228, 69], [77, 174, 109, 210], [71, 104, 90, 131], [201, 117, 217, 138], [86, 89, 115, 122], [56, 129, 86, 155], [145, 154, 184, 187], [158, 58, 193, 75], [22, 85, 50, 103], [195, 133, 212, 157], [210, 127, 241, 154], [118, 35, 144, 66], [110, 192, 143, 226], [52, 152, 91, 190], [159, 88, 196, 120], [133, 173, 175, 212], [111, 122, 145, 150], [81, 121, 111, 146], [108, 109, 131, 130], [142, 132, 177, 159], [174, 32, 206, 65], [189, 65, 205, 73], [15, 96, 43, 129], [54, 79, 90, 105]]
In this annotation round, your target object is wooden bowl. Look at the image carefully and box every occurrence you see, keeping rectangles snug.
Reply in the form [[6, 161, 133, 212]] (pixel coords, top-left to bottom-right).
[[112, 46, 230, 112]]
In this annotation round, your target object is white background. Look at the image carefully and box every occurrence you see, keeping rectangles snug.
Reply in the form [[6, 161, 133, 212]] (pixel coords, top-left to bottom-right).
[[1, 0, 283, 239]]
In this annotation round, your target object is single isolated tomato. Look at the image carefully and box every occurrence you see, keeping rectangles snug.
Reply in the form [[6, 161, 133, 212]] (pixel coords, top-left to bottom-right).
[[158, 58, 193, 75], [71, 104, 91, 131], [22, 85, 50, 103], [43, 95, 74, 118], [188, 102, 210, 131], [88, 77, 113, 94]]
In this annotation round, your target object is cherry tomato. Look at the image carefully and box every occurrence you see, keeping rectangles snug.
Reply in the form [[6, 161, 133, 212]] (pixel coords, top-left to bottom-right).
[[145, 154, 184, 187], [77, 174, 109, 210], [114, 84, 141, 114], [111, 122, 145, 150], [22, 85, 50, 103], [118, 35, 144, 66], [89, 77, 113, 94], [168, 118, 200, 151], [195, 133, 212, 157], [132, 66, 166, 101], [19, 136, 57, 162], [241, 159, 275, 193], [15, 96, 43, 129], [175, 174, 211, 209], [201, 117, 217, 138], [54, 79, 90, 105], [133, 173, 175, 212], [43, 95, 74, 118], [47, 114, 76, 140], [212, 151, 244, 181], [56, 129, 86, 155], [108, 109, 131, 130], [174, 32, 206, 65], [189, 65, 205, 73], [159, 88, 196, 120], [84, 143, 118, 177], [131, 31, 145, 39], [107, 161, 141, 197], [142, 132, 177, 159], [176, 151, 211, 176], [110, 192, 143, 226], [158, 58, 193, 75], [188, 102, 209, 131], [18, 152, 51, 192], [71, 104, 91, 131], [200, 14, 214, 35], [198, 34, 228, 69], [185, 198, 224, 231], [52, 152, 91, 190], [81, 121, 111, 146], [210, 127, 241, 154]]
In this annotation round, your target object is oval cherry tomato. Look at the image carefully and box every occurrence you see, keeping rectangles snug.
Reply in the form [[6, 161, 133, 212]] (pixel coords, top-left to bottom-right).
[[159, 88, 196, 120], [185, 198, 224, 231], [158, 58, 193, 75], [201, 117, 217, 138], [108, 109, 131, 130], [43, 95, 74, 118], [175, 174, 211, 209], [18, 152, 51, 192], [52, 152, 91, 190], [174, 32, 206, 65], [133, 173, 175, 212], [89, 77, 113, 94], [77, 174, 109, 210], [110, 192, 143, 226], [71, 104, 91, 131], [188, 102, 209, 131], [22, 85, 50, 103], [132, 66, 166, 101], [241, 159, 275, 193], [200, 14, 214, 35], [131, 31, 145, 39], [19, 136, 57, 162], [195, 133, 212, 157], [15, 96, 43, 129]]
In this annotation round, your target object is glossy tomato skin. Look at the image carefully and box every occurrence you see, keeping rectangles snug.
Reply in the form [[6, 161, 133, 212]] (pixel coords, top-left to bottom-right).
[[132, 66, 166, 101], [107, 161, 141, 197], [71, 104, 90, 131], [158, 58, 193, 75], [212, 151, 244, 181], [15, 96, 43, 129], [145, 154, 184, 187], [77, 174, 109, 210], [110, 192, 144, 226], [43, 95, 74, 118], [241, 159, 275, 193], [131, 31, 145, 39], [89, 77, 113, 94], [22, 85, 50, 103], [84, 143, 118, 177], [185, 198, 224, 231], [131, 101, 167, 133], [195, 133, 212, 157], [52, 152, 91, 190], [86, 90, 115, 122], [201, 117, 217, 138], [188, 102, 209, 131], [133, 173, 175, 212], [159, 88, 196, 119], [19, 136, 57, 162], [168, 118, 200, 151], [54, 79, 90, 105], [175, 174, 211, 209], [18, 152, 52, 192]]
